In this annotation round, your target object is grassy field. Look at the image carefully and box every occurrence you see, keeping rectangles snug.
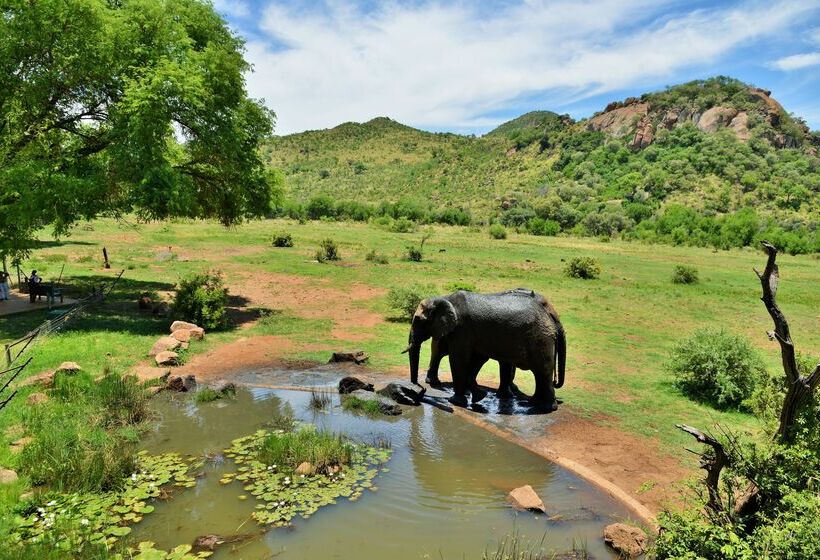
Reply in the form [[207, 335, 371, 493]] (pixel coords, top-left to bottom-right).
[[2, 217, 818, 464]]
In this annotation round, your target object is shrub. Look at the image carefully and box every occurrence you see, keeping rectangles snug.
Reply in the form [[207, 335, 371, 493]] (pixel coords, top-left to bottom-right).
[[667, 327, 766, 409], [390, 217, 418, 233], [403, 232, 431, 262], [526, 217, 561, 236], [271, 232, 294, 247], [365, 249, 389, 264], [489, 224, 507, 239], [387, 285, 432, 319], [564, 256, 601, 279], [306, 194, 337, 220], [316, 238, 340, 262], [174, 271, 228, 330], [672, 264, 699, 284]]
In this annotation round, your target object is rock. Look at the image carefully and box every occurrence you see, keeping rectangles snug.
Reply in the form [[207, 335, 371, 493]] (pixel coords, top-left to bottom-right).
[[630, 116, 654, 150], [188, 327, 205, 340], [132, 366, 171, 384], [152, 301, 171, 318], [171, 320, 200, 333], [149, 336, 182, 357], [346, 390, 402, 416], [210, 380, 236, 396], [0, 468, 18, 484], [20, 370, 55, 388], [295, 462, 315, 476], [172, 329, 191, 342], [329, 351, 369, 364], [26, 392, 49, 406], [166, 374, 196, 392], [155, 351, 180, 366], [696, 106, 738, 133], [507, 485, 546, 513], [587, 102, 650, 138], [338, 376, 374, 394], [192, 535, 224, 553], [603, 523, 648, 558], [10, 437, 33, 454], [377, 381, 426, 405], [56, 362, 81, 374], [728, 111, 750, 141]]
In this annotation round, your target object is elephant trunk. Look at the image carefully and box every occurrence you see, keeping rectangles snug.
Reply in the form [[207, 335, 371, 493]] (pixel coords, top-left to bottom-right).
[[553, 320, 566, 389], [409, 342, 421, 385]]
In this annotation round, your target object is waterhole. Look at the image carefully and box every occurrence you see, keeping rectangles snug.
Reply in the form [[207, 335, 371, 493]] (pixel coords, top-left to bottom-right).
[[134, 384, 632, 559]]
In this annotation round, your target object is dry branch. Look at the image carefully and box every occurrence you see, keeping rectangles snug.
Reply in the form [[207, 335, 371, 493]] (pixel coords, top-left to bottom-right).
[[677, 424, 728, 517]]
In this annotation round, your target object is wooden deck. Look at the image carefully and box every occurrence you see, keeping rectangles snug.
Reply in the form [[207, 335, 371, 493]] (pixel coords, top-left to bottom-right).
[[0, 290, 77, 317]]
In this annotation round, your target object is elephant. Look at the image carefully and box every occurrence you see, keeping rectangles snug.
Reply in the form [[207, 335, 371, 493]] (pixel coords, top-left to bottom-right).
[[404, 288, 566, 409]]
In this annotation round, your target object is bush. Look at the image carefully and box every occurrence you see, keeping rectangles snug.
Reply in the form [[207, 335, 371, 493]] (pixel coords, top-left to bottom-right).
[[174, 271, 228, 330], [526, 217, 561, 236], [667, 327, 766, 409], [403, 232, 431, 262], [564, 256, 601, 279], [365, 249, 389, 264], [390, 217, 418, 233], [386, 285, 432, 319], [672, 264, 699, 284], [271, 232, 294, 247], [489, 224, 507, 239], [316, 238, 340, 262], [306, 194, 337, 220]]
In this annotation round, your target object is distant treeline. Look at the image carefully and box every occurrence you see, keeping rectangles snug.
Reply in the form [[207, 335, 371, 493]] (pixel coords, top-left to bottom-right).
[[273, 195, 818, 255]]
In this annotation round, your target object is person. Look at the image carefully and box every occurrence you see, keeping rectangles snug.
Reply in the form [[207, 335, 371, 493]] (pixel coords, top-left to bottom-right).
[[28, 270, 42, 303], [0, 271, 8, 301]]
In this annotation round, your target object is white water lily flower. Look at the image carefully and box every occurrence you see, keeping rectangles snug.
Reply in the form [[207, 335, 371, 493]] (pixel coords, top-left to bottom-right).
[[80, 519, 89, 526], [46, 500, 56, 507]]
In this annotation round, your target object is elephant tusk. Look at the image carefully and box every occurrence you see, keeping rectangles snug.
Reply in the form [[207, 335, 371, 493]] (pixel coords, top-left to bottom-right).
[[400, 344, 412, 354]]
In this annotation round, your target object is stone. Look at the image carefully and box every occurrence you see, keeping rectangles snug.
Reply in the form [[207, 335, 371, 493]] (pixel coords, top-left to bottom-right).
[[377, 381, 426, 405], [155, 351, 180, 366], [188, 327, 205, 340], [171, 320, 200, 333], [630, 117, 654, 150], [20, 370, 55, 388], [172, 329, 192, 342], [132, 366, 171, 384], [56, 361, 81, 374], [149, 336, 182, 357], [10, 437, 33, 454], [166, 374, 196, 392], [192, 535, 223, 553], [295, 462, 315, 476], [0, 468, 18, 484], [328, 351, 369, 364], [587, 101, 650, 138], [603, 523, 648, 558], [507, 485, 546, 513], [338, 376, 374, 394], [26, 392, 49, 406], [728, 111, 750, 141], [696, 106, 738, 133]]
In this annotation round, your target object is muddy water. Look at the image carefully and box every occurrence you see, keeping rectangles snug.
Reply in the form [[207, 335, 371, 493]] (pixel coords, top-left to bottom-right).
[[135, 386, 630, 559]]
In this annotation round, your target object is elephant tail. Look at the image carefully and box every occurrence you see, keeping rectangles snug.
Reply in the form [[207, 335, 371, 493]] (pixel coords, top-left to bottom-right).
[[553, 318, 566, 389]]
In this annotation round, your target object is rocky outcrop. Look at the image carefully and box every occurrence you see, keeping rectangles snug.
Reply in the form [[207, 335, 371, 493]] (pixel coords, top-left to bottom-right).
[[697, 106, 738, 133], [149, 336, 181, 357], [507, 485, 546, 513], [728, 111, 750, 141], [630, 116, 654, 150], [155, 351, 180, 366], [588, 102, 649, 138], [603, 523, 648, 558]]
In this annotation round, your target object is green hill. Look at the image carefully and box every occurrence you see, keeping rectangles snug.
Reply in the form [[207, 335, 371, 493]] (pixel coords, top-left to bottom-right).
[[263, 77, 819, 253]]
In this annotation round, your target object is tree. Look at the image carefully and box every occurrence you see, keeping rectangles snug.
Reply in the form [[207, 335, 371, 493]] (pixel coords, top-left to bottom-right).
[[0, 0, 275, 260]]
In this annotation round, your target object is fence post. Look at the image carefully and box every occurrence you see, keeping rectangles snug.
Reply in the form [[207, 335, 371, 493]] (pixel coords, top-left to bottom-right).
[[4, 344, 10, 367]]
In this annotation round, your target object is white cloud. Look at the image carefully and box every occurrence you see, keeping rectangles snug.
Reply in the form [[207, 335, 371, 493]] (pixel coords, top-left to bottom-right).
[[771, 52, 820, 71], [213, 0, 250, 20], [242, 0, 820, 133]]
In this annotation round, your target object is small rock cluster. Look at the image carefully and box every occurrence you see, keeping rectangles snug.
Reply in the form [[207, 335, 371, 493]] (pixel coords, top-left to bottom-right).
[[149, 321, 205, 367], [337, 376, 426, 416]]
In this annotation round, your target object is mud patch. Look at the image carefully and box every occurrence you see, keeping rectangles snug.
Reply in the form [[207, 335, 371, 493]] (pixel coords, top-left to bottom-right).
[[175, 336, 296, 381]]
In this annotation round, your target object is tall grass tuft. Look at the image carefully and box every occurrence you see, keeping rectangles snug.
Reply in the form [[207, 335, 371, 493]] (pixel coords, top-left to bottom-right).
[[308, 389, 332, 411], [256, 425, 353, 473]]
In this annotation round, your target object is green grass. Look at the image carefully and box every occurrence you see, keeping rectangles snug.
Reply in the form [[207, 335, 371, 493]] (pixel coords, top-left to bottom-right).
[[193, 387, 223, 404], [256, 425, 353, 472], [341, 395, 383, 417], [2, 217, 818, 463]]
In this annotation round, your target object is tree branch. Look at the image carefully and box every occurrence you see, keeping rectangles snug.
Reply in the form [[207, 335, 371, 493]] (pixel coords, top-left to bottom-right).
[[677, 424, 728, 517]]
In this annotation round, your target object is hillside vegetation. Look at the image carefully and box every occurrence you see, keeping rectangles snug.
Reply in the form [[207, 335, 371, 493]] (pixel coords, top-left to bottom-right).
[[264, 77, 819, 253]]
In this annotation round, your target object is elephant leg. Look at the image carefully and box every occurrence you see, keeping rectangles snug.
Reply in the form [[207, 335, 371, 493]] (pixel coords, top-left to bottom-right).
[[496, 362, 516, 400], [468, 354, 489, 404], [447, 351, 472, 408], [529, 357, 558, 411], [425, 337, 446, 386]]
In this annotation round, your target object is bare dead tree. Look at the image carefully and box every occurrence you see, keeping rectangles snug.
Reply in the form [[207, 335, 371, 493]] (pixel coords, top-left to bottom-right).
[[677, 242, 820, 521]]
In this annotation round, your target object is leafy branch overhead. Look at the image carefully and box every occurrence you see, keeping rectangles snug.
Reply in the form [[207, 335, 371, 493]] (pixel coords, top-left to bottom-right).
[[0, 0, 276, 259]]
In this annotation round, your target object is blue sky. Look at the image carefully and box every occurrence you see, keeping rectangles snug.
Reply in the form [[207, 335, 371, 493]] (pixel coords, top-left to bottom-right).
[[214, 0, 820, 135]]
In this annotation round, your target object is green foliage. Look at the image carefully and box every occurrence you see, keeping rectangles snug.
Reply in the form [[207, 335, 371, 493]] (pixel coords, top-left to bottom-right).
[[667, 328, 766, 410], [173, 272, 228, 330], [255, 425, 353, 472], [526, 217, 561, 236], [489, 224, 507, 239], [271, 232, 294, 247], [390, 217, 418, 233], [316, 238, 340, 262], [341, 396, 383, 417], [672, 265, 699, 284], [445, 281, 477, 293], [386, 285, 432, 319], [308, 389, 332, 411], [564, 256, 601, 279], [0, 0, 274, 260], [403, 232, 431, 262], [364, 249, 389, 264], [193, 387, 230, 404]]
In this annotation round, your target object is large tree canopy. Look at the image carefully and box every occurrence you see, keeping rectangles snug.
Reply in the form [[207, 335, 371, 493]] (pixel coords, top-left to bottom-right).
[[0, 0, 275, 259]]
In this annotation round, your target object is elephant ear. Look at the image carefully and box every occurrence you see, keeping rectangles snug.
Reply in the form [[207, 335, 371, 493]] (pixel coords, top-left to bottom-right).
[[431, 298, 458, 338]]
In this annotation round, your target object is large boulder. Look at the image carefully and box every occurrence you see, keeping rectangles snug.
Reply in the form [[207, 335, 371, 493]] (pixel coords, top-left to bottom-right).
[[377, 381, 426, 405], [603, 523, 648, 558], [338, 376, 374, 394], [507, 485, 546, 513], [171, 320, 199, 333], [132, 366, 171, 385], [171, 329, 191, 343], [0, 468, 18, 484], [155, 351, 180, 367], [149, 336, 181, 357], [696, 106, 738, 133]]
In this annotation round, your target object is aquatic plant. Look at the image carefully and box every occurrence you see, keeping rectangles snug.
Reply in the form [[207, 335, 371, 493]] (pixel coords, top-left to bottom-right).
[[9, 452, 199, 553], [308, 389, 332, 411], [193, 387, 233, 404], [221, 428, 391, 527], [341, 395, 383, 417]]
